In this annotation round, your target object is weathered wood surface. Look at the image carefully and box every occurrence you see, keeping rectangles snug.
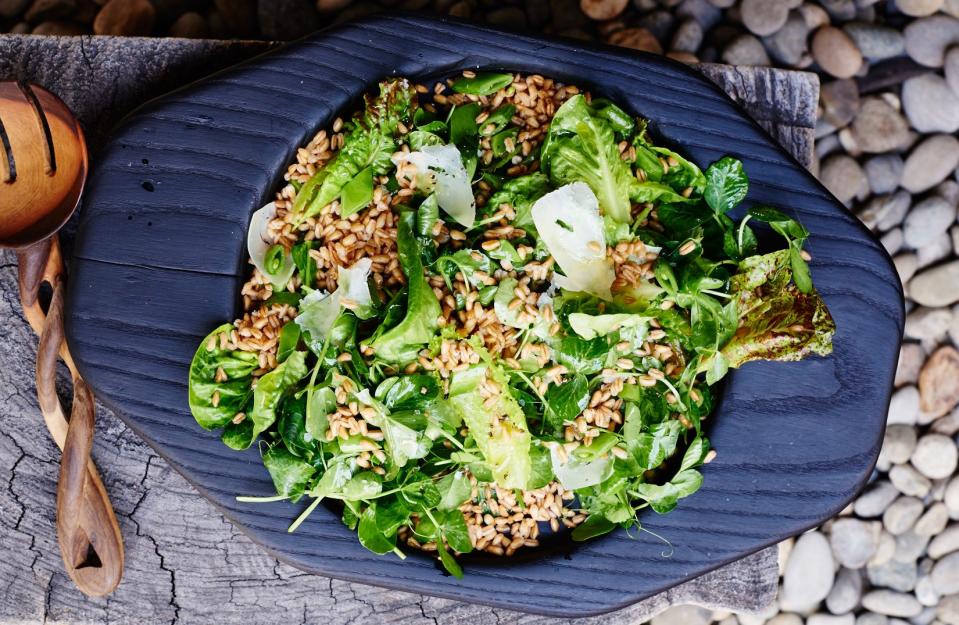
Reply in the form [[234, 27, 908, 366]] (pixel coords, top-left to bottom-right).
[[0, 31, 820, 624]]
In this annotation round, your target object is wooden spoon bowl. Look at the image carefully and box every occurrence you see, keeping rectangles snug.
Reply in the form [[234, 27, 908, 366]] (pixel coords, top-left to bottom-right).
[[0, 81, 124, 597]]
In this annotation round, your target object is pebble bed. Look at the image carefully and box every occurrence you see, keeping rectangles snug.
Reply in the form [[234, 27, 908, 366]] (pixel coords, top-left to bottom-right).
[[3, 0, 959, 623]]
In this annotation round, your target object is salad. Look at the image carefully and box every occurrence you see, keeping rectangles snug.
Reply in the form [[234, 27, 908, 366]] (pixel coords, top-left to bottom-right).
[[188, 72, 835, 577]]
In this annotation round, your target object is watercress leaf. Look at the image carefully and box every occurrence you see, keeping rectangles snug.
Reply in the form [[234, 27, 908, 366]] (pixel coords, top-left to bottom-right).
[[435, 249, 495, 290], [571, 514, 616, 541], [262, 446, 315, 501], [342, 502, 359, 530], [370, 213, 442, 363], [543, 373, 589, 429], [375, 498, 411, 535], [493, 277, 551, 336], [704, 156, 748, 214], [376, 374, 441, 411], [439, 509, 473, 553], [574, 433, 620, 464], [541, 95, 635, 223], [265, 291, 303, 308], [748, 206, 809, 243], [221, 418, 253, 450], [549, 444, 612, 490], [680, 436, 710, 472], [629, 419, 683, 471], [436, 471, 472, 511], [341, 472, 383, 500], [633, 469, 703, 514], [277, 394, 312, 458], [449, 102, 481, 150], [436, 540, 464, 578], [486, 239, 523, 269], [312, 458, 353, 499], [306, 386, 335, 440], [358, 506, 396, 554], [789, 243, 813, 294], [355, 390, 429, 470], [549, 334, 608, 375], [450, 72, 513, 96], [657, 201, 712, 237], [189, 324, 257, 430]]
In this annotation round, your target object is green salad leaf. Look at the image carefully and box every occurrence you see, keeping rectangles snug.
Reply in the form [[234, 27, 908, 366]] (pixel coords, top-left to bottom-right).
[[370, 212, 441, 363], [224, 351, 308, 450], [542, 95, 635, 223], [189, 324, 257, 430]]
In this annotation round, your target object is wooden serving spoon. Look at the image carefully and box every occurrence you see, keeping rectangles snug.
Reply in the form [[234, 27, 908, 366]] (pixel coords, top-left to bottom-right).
[[0, 81, 124, 597]]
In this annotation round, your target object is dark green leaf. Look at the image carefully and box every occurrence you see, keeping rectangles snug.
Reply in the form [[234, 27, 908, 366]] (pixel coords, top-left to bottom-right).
[[436, 540, 463, 578], [263, 446, 315, 501], [549, 334, 608, 375], [450, 72, 513, 96], [339, 166, 374, 218], [789, 244, 813, 294], [436, 471, 472, 511], [416, 194, 439, 237], [277, 322, 301, 363], [571, 514, 616, 541], [704, 156, 748, 214], [188, 324, 257, 430], [370, 213, 442, 363], [527, 443, 555, 489], [543, 374, 589, 428], [291, 242, 317, 289], [358, 506, 396, 554], [633, 469, 703, 514]]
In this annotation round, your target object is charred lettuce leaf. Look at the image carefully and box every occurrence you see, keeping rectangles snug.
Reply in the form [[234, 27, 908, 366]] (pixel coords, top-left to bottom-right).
[[718, 250, 834, 369]]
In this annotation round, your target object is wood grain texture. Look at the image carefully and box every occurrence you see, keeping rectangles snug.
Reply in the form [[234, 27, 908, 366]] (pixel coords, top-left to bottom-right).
[[0, 23, 858, 624], [61, 14, 903, 617]]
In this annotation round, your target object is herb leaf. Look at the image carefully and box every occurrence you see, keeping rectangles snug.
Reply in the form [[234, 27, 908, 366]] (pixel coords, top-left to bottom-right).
[[704, 156, 748, 214]]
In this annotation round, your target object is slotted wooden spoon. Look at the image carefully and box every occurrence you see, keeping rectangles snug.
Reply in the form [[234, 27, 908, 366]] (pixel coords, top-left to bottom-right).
[[0, 81, 123, 596]]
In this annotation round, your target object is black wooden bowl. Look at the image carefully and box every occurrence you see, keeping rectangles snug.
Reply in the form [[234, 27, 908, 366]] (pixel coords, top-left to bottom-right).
[[65, 14, 904, 617]]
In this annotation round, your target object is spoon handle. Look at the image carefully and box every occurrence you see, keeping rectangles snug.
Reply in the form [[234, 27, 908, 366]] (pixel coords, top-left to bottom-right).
[[20, 238, 124, 597]]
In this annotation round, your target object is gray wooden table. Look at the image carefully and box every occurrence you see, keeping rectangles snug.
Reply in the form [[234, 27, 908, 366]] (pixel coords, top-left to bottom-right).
[[0, 34, 817, 625]]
